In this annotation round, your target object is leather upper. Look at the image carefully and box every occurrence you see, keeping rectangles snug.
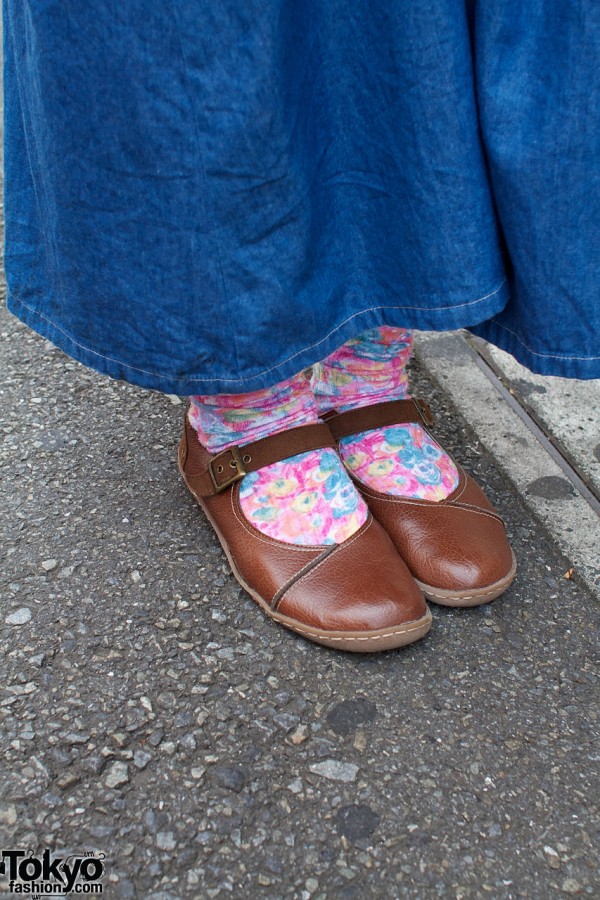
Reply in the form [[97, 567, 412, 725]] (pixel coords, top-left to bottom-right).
[[359, 466, 514, 591], [325, 401, 515, 592], [179, 415, 428, 632]]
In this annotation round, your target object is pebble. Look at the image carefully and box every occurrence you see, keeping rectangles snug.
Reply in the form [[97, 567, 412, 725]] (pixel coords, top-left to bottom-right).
[[212, 765, 249, 793], [41, 559, 58, 572], [309, 760, 359, 783], [7, 682, 36, 696], [174, 711, 193, 728], [5, 607, 32, 626], [180, 733, 197, 752], [0, 805, 17, 826], [80, 755, 106, 776], [63, 732, 90, 745], [334, 804, 380, 841], [353, 731, 367, 752], [191, 766, 206, 780], [543, 845, 561, 869], [157, 831, 176, 851], [133, 750, 152, 770], [88, 825, 115, 839], [161, 742, 176, 755], [273, 713, 301, 733], [105, 761, 130, 789], [326, 698, 377, 735], [211, 609, 227, 624], [56, 772, 80, 790], [290, 725, 309, 745], [562, 880, 583, 895]]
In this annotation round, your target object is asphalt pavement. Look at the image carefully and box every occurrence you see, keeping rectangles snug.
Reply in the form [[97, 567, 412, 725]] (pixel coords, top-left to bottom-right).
[[1, 300, 599, 899]]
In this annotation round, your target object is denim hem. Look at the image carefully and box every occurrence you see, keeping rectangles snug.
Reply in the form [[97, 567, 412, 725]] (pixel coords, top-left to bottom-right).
[[470, 321, 600, 381], [7, 280, 512, 394]]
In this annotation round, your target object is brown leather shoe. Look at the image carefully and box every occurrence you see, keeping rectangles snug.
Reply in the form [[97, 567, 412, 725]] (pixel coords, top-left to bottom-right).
[[178, 413, 431, 651], [326, 399, 517, 607]]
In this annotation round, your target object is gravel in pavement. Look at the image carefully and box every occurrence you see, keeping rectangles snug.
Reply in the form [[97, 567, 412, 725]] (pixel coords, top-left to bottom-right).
[[1, 310, 598, 898]]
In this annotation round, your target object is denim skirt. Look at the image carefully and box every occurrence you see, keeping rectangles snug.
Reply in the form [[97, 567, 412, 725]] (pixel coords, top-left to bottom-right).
[[3, 1, 599, 393]]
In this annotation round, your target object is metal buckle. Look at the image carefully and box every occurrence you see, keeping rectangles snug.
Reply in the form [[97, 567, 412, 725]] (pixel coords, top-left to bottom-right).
[[413, 398, 435, 428], [209, 446, 247, 493]]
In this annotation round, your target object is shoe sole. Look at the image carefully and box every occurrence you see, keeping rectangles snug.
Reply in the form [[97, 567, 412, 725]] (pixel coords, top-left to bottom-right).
[[415, 552, 518, 607], [180, 466, 432, 652]]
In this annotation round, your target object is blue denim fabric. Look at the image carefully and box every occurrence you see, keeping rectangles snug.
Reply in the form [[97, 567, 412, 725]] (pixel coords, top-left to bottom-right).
[[3, 1, 599, 393]]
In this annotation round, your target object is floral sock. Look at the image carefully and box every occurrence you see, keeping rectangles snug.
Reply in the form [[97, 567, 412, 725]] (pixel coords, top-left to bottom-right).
[[189, 371, 368, 546], [312, 327, 459, 501]]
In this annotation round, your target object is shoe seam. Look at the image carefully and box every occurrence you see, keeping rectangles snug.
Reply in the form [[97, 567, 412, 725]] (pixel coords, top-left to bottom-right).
[[357, 487, 504, 524], [422, 583, 509, 601], [286, 616, 430, 642], [339, 422, 468, 504], [271, 545, 338, 610], [448, 501, 504, 523], [450, 466, 469, 502], [275, 518, 374, 607], [328, 415, 503, 521]]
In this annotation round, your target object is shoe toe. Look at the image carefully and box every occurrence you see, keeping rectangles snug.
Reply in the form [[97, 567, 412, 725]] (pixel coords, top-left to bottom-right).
[[361, 474, 516, 605], [419, 519, 515, 593], [276, 517, 429, 633]]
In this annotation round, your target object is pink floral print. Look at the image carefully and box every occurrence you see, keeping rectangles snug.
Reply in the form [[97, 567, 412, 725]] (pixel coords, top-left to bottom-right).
[[189, 370, 317, 453], [189, 371, 368, 546], [238, 448, 368, 546], [312, 326, 413, 414], [340, 424, 459, 501], [188, 325, 459, 546], [312, 326, 459, 500]]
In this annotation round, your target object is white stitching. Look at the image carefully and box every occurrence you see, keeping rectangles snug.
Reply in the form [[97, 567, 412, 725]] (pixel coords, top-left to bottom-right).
[[450, 479, 468, 503], [259, 282, 507, 376], [10, 279, 507, 384], [447, 465, 468, 502], [368, 493, 503, 524], [358, 487, 504, 523], [423, 585, 506, 601], [448, 501, 503, 522], [488, 321, 600, 362], [286, 616, 430, 642], [342, 423, 466, 504], [340, 420, 500, 516], [348, 462, 467, 504], [228, 487, 322, 551]]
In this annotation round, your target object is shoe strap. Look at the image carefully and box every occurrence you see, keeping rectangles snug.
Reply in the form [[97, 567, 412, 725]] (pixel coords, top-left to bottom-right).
[[183, 418, 338, 496], [325, 398, 435, 442]]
